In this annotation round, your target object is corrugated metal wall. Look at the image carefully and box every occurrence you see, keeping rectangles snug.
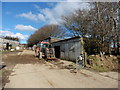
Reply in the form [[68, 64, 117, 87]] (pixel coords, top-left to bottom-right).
[[52, 37, 82, 62]]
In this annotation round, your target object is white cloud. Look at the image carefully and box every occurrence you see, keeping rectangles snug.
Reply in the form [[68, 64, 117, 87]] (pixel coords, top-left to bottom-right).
[[17, 2, 90, 24], [41, 2, 90, 24], [15, 24, 37, 31], [0, 30, 28, 40], [18, 12, 46, 22], [18, 12, 38, 21], [38, 14, 46, 21]]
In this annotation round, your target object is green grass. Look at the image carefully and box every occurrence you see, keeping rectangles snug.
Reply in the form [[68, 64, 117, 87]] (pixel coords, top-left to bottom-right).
[[87, 55, 118, 72], [92, 66, 108, 72]]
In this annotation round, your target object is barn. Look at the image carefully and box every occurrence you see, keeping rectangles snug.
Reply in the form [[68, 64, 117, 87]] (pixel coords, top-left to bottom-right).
[[0, 38, 19, 50], [51, 36, 84, 62]]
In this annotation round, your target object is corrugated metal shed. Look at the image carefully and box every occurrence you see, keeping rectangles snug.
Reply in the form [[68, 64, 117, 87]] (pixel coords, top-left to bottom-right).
[[51, 36, 83, 62]]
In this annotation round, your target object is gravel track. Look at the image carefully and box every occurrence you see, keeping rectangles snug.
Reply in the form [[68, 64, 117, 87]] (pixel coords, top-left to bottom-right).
[[2, 50, 119, 88]]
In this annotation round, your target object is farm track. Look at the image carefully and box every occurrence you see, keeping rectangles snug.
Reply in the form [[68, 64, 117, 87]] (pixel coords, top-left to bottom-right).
[[1, 50, 119, 88]]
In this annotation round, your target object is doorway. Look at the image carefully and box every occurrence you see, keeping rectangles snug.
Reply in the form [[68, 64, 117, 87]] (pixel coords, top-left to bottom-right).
[[54, 46, 60, 58], [6, 43, 9, 50]]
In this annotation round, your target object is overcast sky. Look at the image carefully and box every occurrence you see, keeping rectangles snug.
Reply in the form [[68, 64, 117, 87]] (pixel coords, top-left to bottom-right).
[[1, 1, 90, 44]]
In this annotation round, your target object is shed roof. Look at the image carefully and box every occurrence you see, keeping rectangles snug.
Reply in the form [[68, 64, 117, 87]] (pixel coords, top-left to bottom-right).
[[40, 37, 61, 43], [51, 36, 81, 44]]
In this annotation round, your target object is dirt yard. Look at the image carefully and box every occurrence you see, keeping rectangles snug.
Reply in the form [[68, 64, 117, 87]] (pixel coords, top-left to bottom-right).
[[1, 50, 119, 88]]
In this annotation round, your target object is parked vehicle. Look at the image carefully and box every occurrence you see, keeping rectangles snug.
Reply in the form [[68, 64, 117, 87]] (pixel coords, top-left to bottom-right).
[[35, 41, 54, 59]]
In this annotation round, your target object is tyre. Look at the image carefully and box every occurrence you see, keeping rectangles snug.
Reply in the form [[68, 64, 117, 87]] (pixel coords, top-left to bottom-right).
[[44, 49, 48, 59]]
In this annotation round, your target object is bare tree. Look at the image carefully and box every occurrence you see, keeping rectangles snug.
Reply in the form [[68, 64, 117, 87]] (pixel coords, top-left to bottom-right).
[[62, 10, 90, 37], [27, 24, 68, 46], [62, 2, 119, 55], [4, 36, 20, 42]]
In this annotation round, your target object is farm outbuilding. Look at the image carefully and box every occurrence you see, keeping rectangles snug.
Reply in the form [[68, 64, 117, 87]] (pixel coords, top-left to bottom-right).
[[0, 38, 20, 50], [35, 36, 85, 68], [51, 36, 84, 62]]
